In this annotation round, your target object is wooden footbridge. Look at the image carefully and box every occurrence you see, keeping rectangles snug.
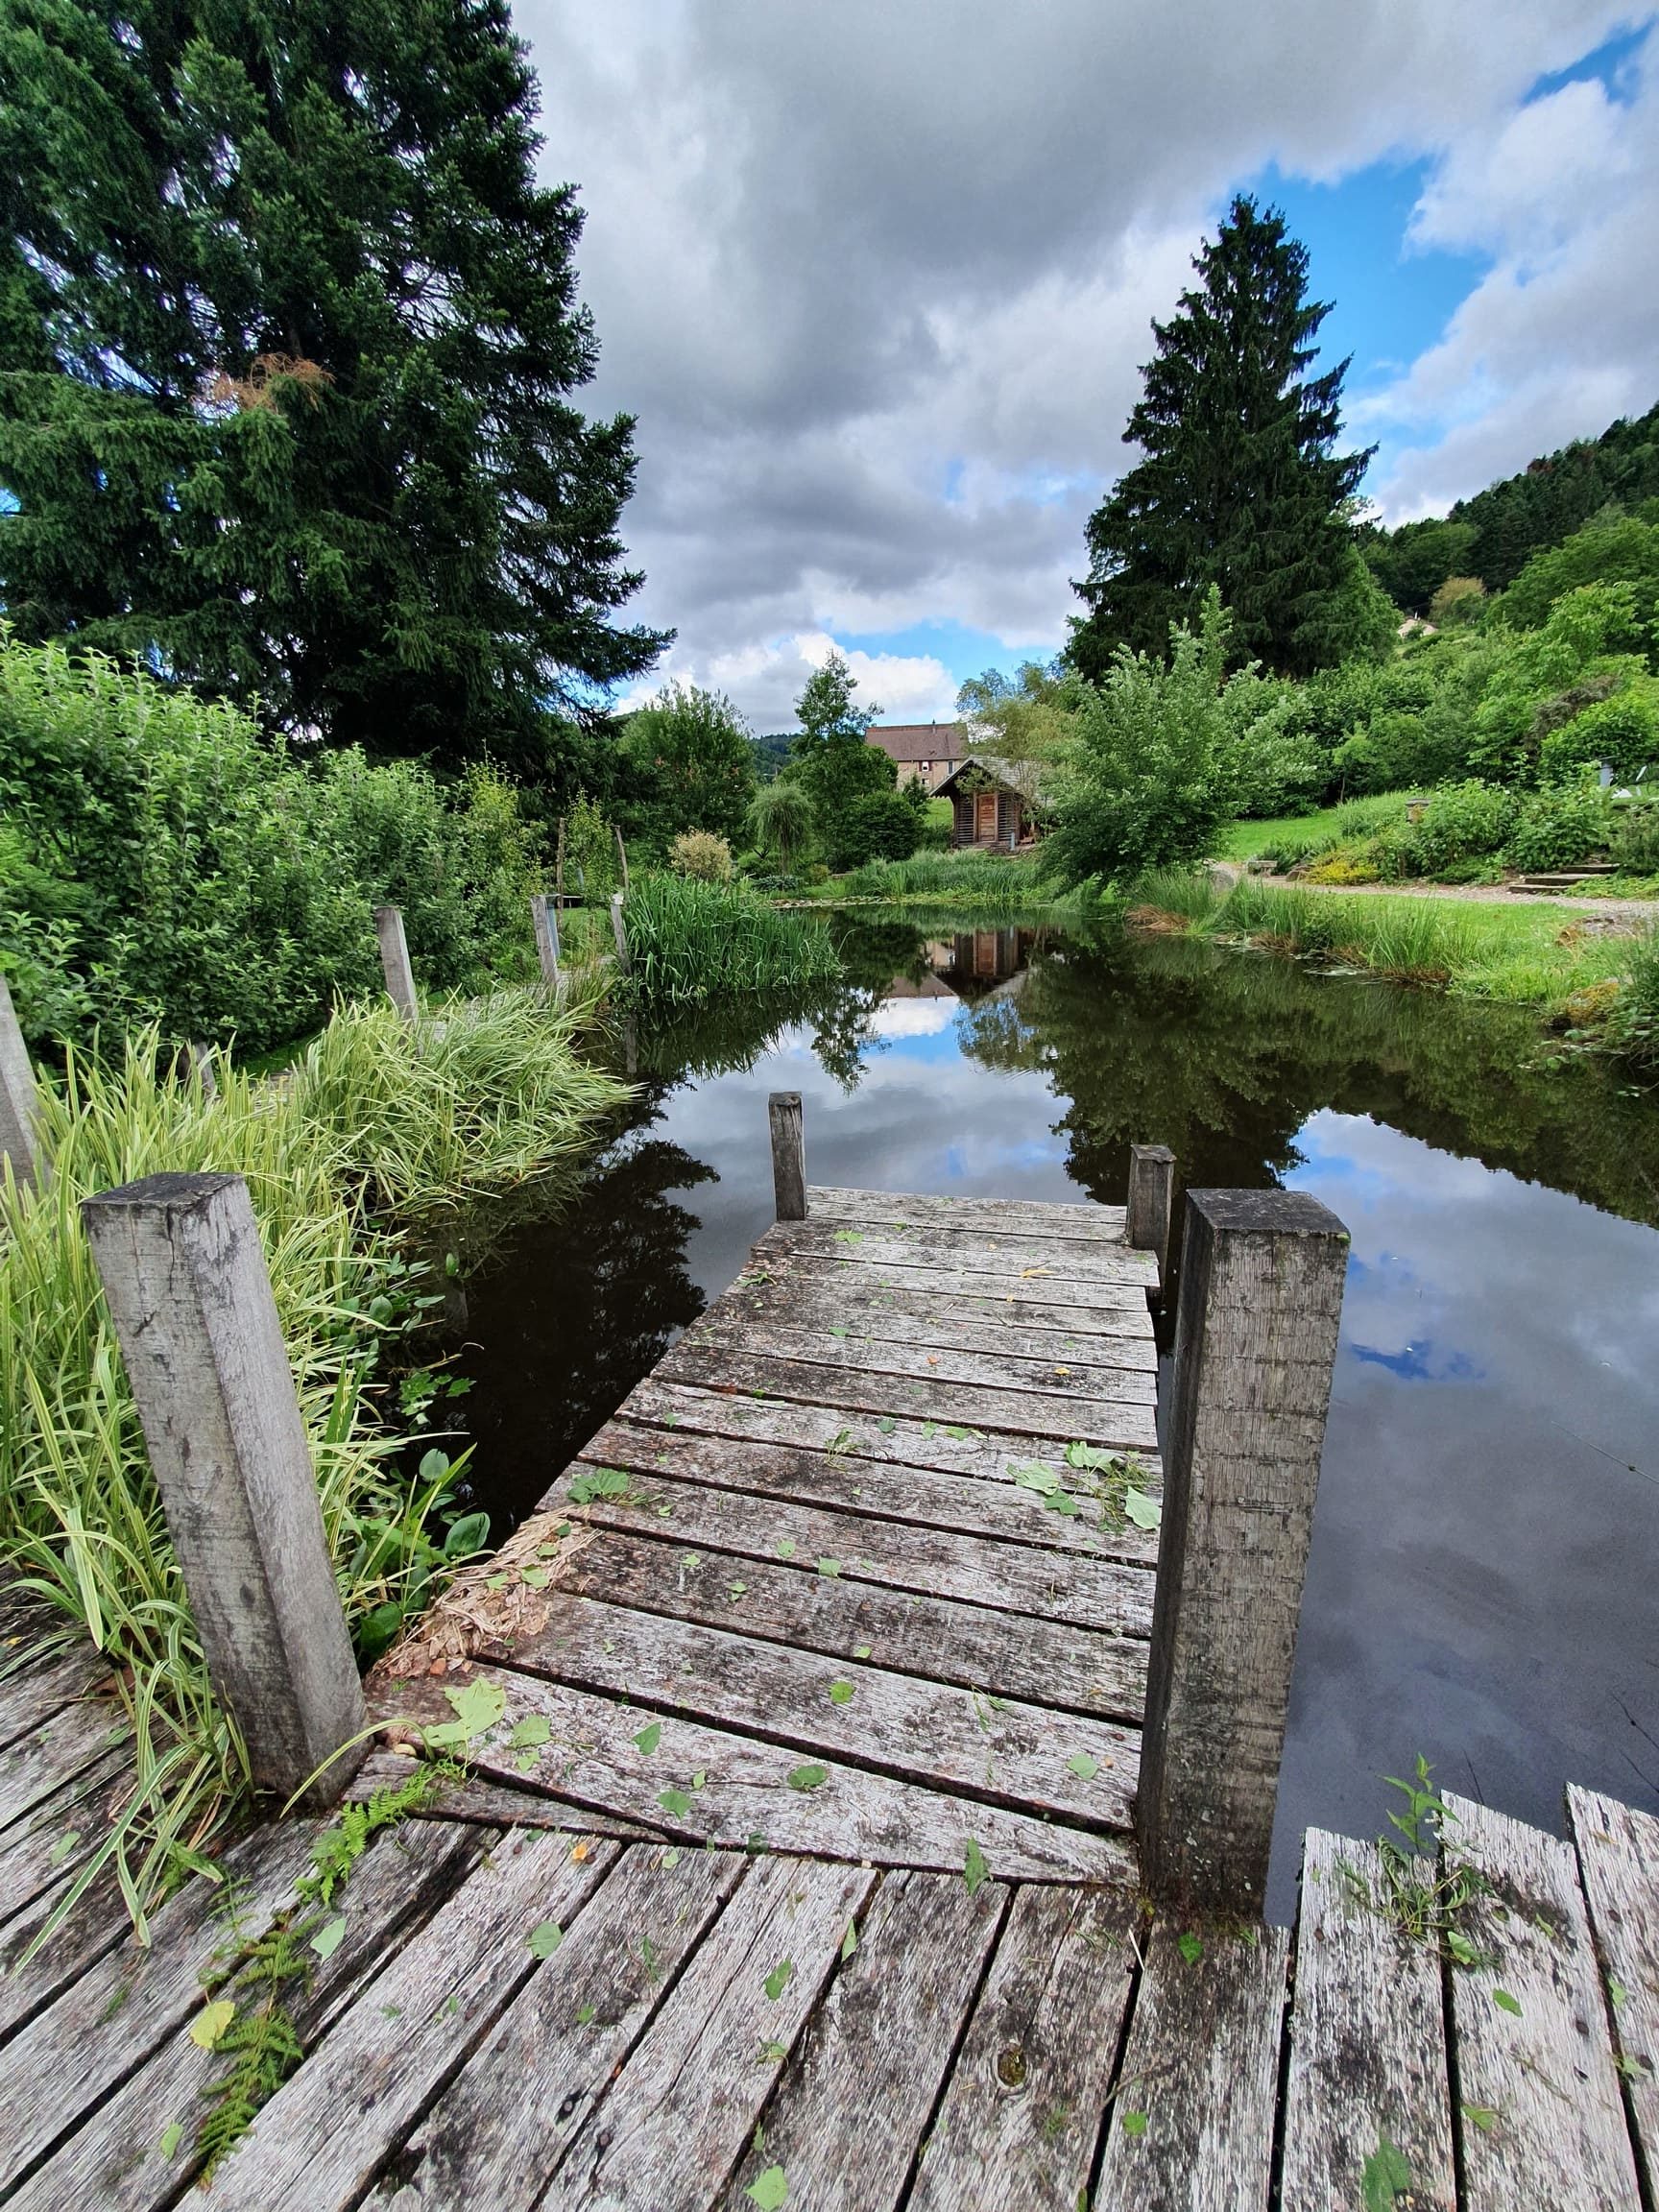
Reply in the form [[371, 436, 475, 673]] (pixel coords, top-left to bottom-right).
[[1, 1095, 1655, 2210]]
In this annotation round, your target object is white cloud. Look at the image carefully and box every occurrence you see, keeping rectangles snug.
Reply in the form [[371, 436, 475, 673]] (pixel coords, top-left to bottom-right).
[[618, 629, 957, 730], [517, 1, 1650, 706]]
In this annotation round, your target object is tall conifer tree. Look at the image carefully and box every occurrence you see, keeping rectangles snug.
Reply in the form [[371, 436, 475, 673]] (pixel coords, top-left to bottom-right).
[[0, 0, 666, 770], [1070, 196, 1372, 679]]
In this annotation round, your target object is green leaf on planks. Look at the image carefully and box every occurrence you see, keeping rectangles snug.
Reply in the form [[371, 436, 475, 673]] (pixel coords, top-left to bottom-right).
[[659, 1788, 693, 1818], [788, 1764, 829, 1791], [946, 1426, 973, 1441], [510, 1714, 551, 1749], [633, 1719, 661, 1755], [776, 1537, 797, 1559], [188, 1999, 236, 2051], [816, 1557, 843, 1577], [763, 1958, 795, 2001], [1461, 2103, 1499, 2131], [310, 1915, 348, 1960], [964, 1837, 989, 1895], [1492, 1988, 1522, 2016], [1361, 2137, 1413, 2212], [1067, 1751, 1100, 1781], [831, 1230, 864, 1244], [47, 1830, 80, 1866], [566, 1466, 636, 1505], [853, 1643, 873, 1659], [825, 1429, 855, 1455], [747, 2167, 790, 2209], [576, 2001, 597, 2026], [692, 1771, 707, 1790], [1044, 1492, 1081, 1516], [1176, 1931, 1204, 1964], [756, 2039, 788, 2064], [829, 1680, 854, 1705], [424, 1677, 507, 1747], [1012, 1461, 1061, 1495], [1065, 1441, 1114, 1471], [514, 1750, 539, 1775], [828, 1327, 849, 1338], [528, 1921, 564, 1960], [1609, 1977, 1629, 2008], [1444, 1927, 1480, 1967], [1122, 1486, 1162, 1531], [1120, 2110, 1148, 2139], [841, 1917, 858, 1961], [158, 2121, 184, 2159], [877, 1416, 896, 1433]]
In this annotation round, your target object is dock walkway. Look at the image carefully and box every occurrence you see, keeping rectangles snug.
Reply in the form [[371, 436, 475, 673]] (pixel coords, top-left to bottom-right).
[[0, 1186, 1655, 2208]]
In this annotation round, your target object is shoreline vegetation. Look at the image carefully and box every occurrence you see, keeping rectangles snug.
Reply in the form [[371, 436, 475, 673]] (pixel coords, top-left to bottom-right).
[[0, 987, 629, 1943]]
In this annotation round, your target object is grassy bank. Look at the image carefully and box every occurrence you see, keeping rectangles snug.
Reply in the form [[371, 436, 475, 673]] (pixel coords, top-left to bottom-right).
[[800, 849, 1105, 912], [0, 988, 628, 1942], [1130, 869, 1657, 1051], [619, 875, 843, 1004]]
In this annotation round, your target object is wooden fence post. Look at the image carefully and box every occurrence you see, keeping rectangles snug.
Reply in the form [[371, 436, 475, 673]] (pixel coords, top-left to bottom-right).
[[1137, 1187, 1348, 1914], [373, 905, 419, 1019], [82, 1171, 367, 1804], [530, 894, 563, 993], [613, 825, 630, 896], [0, 974, 45, 1191], [1126, 1142, 1175, 1283], [188, 1041, 218, 1098], [769, 1092, 806, 1220], [610, 890, 631, 974]]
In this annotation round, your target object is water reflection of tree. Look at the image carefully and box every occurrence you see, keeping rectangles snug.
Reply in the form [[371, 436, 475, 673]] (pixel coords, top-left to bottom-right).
[[434, 1118, 715, 1535], [956, 928, 1659, 1227]]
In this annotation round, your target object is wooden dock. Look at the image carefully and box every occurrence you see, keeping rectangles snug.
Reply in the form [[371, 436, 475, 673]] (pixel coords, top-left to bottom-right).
[[2, 1169, 1656, 2208]]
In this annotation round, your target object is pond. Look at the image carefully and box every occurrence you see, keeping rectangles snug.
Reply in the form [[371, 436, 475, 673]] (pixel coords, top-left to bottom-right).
[[435, 910, 1659, 1924]]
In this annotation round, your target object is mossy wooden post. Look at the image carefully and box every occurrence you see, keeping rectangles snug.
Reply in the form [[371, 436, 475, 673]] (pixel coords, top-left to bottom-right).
[[374, 904, 418, 1019], [0, 974, 45, 1191], [82, 1171, 366, 1806], [1137, 1188, 1348, 1914], [610, 890, 631, 974], [1126, 1142, 1175, 1284], [769, 1091, 806, 1220], [530, 894, 563, 993]]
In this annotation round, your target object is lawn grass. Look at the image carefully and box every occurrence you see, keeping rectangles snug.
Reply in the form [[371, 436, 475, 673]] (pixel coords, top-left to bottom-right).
[[1219, 794, 1416, 862]]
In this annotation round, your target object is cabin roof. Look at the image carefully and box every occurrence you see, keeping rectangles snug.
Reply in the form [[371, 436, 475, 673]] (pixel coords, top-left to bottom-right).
[[867, 721, 963, 762], [933, 752, 1046, 803]]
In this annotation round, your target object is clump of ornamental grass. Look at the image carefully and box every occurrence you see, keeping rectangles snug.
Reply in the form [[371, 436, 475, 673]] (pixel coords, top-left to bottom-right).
[[620, 873, 843, 1004], [837, 850, 1044, 907], [0, 988, 627, 1946]]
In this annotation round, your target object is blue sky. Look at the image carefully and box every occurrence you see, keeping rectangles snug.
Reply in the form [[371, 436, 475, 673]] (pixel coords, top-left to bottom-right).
[[527, 3, 1659, 727]]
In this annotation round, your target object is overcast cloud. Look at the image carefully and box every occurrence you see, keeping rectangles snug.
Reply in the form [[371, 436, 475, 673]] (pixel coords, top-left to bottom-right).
[[518, 2, 1658, 727]]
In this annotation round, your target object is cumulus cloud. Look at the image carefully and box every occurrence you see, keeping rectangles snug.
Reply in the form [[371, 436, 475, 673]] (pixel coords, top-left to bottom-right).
[[518, 0, 1648, 715]]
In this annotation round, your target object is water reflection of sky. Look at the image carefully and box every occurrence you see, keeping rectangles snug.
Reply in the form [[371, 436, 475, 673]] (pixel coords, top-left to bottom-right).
[[647, 997, 1659, 1923]]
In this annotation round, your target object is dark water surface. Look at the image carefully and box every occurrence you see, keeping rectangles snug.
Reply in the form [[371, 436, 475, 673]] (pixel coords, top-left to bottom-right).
[[440, 914, 1659, 1923]]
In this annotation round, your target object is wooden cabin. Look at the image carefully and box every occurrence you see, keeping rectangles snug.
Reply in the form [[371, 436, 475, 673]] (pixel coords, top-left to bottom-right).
[[934, 756, 1045, 849]]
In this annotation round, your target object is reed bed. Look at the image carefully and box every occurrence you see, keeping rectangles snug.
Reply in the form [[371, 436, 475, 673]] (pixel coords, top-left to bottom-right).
[[834, 851, 1046, 907], [0, 989, 627, 1944], [621, 874, 842, 1005]]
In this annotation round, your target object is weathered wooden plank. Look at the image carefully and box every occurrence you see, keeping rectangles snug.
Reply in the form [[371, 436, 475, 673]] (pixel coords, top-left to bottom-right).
[[718, 1269, 1159, 1362], [682, 1312, 1159, 1407], [757, 1216, 1158, 1286], [804, 1186, 1130, 1242], [493, 1589, 1140, 1827], [207, 1831, 618, 2212], [398, 1845, 747, 2211], [1279, 1830, 1455, 2212], [909, 1882, 1137, 2211], [0, 1852, 132, 2046], [656, 1341, 1160, 1450], [542, 1853, 878, 2212], [381, 1668, 1138, 1884], [8, 1817, 492, 2212], [347, 1747, 659, 1838], [0, 1695, 127, 1839], [0, 1642, 108, 1758], [1445, 1791, 1641, 2211], [565, 1409, 1162, 1573], [1094, 1920, 1289, 2212], [552, 1461, 1157, 1634], [0, 1819, 324, 2189], [744, 1245, 1154, 1315], [547, 1527, 1149, 1720], [1568, 1785, 1659, 2200], [0, 1740, 128, 1926], [716, 1865, 1006, 2212]]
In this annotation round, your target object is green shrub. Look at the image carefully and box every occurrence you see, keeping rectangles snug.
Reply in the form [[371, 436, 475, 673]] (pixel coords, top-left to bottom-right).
[[1537, 685, 1659, 782], [669, 830, 734, 882], [841, 786, 926, 866], [1506, 777, 1612, 871], [620, 875, 842, 1004], [1611, 801, 1659, 874], [1614, 927, 1659, 1069], [1406, 781, 1517, 875]]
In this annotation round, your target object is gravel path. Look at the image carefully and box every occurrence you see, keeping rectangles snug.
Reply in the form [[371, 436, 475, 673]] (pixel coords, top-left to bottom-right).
[[1271, 878, 1659, 923]]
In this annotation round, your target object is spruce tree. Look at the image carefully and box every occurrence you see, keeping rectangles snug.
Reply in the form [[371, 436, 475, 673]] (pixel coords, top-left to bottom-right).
[[1070, 196, 1372, 680], [0, 0, 667, 773]]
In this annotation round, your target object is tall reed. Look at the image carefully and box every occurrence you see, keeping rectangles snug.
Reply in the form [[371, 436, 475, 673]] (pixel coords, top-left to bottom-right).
[[0, 989, 627, 1942], [622, 874, 842, 1004]]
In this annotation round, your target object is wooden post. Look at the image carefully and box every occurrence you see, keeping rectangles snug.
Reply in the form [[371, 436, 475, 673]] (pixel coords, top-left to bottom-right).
[[82, 1172, 366, 1804], [1137, 1188, 1348, 1915], [554, 817, 566, 904], [769, 1091, 806, 1220], [188, 1041, 218, 1099], [373, 905, 418, 1019], [530, 894, 563, 992], [0, 974, 45, 1191], [1126, 1142, 1175, 1283], [610, 889, 630, 974], [613, 825, 630, 896]]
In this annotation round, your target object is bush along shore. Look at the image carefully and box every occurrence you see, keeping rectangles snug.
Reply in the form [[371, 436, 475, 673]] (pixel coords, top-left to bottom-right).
[[0, 987, 629, 1946], [1128, 868, 1659, 1072]]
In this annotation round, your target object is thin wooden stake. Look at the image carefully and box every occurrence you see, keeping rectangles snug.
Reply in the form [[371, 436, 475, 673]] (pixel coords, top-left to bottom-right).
[[82, 1171, 367, 1803], [1137, 1187, 1348, 1914], [530, 894, 563, 993], [1126, 1142, 1175, 1283], [373, 904, 419, 1019], [610, 889, 630, 974], [613, 824, 630, 896], [189, 1040, 219, 1098], [769, 1091, 806, 1220], [0, 974, 45, 1190]]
